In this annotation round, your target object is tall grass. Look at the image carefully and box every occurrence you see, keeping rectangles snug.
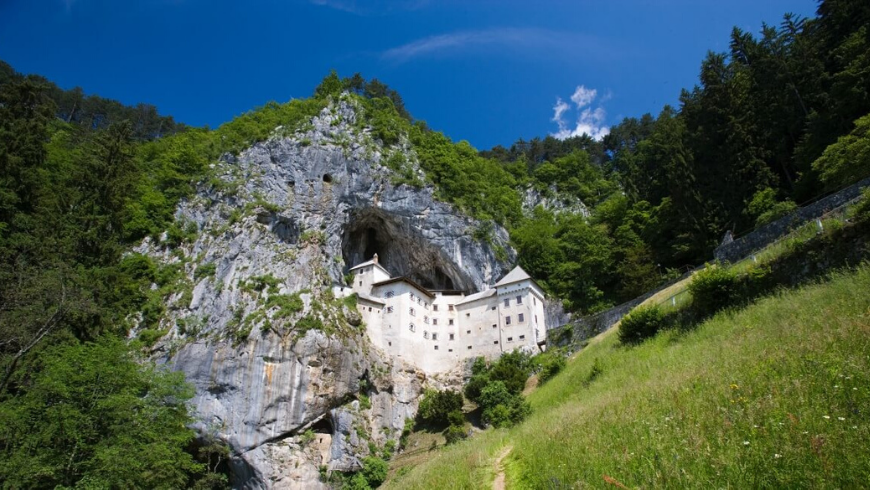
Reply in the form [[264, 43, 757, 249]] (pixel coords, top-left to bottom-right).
[[385, 266, 870, 488]]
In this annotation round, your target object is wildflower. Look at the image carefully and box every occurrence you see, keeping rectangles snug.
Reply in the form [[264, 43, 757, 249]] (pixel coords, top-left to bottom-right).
[[838, 417, 845, 421], [774, 454, 782, 459], [730, 384, 739, 390], [834, 385, 839, 388], [743, 441, 750, 446], [823, 415, 830, 420]]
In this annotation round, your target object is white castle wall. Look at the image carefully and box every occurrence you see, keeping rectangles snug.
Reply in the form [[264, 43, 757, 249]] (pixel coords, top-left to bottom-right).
[[349, 261, 548, 374]]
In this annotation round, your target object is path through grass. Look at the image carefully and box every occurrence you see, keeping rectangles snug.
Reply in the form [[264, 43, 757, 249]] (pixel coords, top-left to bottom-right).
[[385, 266, 870, 488]]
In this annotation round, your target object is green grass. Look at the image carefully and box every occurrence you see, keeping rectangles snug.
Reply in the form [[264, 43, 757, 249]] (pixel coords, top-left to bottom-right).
[[385, 265, 870, 488]]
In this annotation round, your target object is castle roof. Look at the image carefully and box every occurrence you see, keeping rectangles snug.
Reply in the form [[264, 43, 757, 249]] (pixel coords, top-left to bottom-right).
[[371, 276, 436, 299], [456, 288, 496, 305], [349, 259, 391, 277], [356, 291, 385, 306], [493, 266, 532, 287]]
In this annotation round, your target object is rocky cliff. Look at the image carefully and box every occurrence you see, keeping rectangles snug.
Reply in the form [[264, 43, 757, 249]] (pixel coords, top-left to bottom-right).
[[135, 97, 514, 488]]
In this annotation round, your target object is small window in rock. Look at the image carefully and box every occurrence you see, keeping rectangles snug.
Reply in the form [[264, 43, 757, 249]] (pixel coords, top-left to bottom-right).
[[322, 174, 333, 183], [288, 180, 296, 187]]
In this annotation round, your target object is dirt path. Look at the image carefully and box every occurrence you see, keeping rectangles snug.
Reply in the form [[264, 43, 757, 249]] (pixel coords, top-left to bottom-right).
[[492, 445, 513, 490]]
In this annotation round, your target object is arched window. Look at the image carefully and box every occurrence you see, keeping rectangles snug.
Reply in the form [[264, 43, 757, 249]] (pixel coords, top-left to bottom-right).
[[423, 330, 429, 339], [409, 323, 415, 332]]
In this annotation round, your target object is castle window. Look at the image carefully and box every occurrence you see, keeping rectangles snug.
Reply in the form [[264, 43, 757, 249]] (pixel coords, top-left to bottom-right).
[[449, 333, 454, 340], [409, 308, 415, 316], [418, 298, 423, 306], [434, 345, 439, 350], [467, 346, 472, 350], [533, 297, 537, 305], [385, 291, 395, 298], [322, 174, 333, 183], [492, 324, 497, 329], [410, 293, 416, 300], [466, 330, 471, 334], [507, 337, 513, 342], [448, 304, 454, 311], [432, 333, 438, 341], [388, 341, 392, 346], [448, 349, 453, 352], [359, 281, 362, 287], [491, 306, 496, 310], [516, 295, 523, 305], [448, 319, 454, 326], [504, 298, 510, 307], [386, 306, 394, 313], [423, 331, 428, 339], [433, 304, 438, 311], [409, 324, 415, 332], [424, 316, 429, 324], [519, 335, 525, 340], [494, 340, 499, 345], [466, 313, 470, 317], [518, 313, 524, 323], [432, 318, 438, 326], [505, 316, 511, 325]]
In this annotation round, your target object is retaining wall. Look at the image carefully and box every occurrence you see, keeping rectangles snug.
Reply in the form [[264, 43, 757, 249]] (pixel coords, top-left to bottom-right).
[[714, 177, 870, 263]]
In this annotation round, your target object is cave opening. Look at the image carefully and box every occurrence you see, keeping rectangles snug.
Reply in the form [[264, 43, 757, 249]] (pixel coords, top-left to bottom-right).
[[322, 174, 333, 183], [341, 208, 475, 292]]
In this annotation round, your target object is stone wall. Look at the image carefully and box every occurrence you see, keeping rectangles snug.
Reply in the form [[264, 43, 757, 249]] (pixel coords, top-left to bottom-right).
[[714, 177, 870, 263]]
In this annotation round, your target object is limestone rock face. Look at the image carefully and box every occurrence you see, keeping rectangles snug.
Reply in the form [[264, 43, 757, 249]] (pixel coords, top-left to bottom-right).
[[137, 98, 513, 488]]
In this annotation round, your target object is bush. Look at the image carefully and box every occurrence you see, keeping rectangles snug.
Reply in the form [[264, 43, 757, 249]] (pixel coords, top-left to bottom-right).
[[689, 265, 740, 316], [417, 389, 463, 426], [618, 305, 667, 344], [478, 381, 531, 428], [360, 456, 388, 488], [538, 355, 567, 384], [444, 425, 467, 445]]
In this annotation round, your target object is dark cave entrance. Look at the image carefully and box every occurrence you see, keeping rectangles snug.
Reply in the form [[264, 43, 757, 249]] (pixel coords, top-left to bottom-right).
[[341, 208, 474, 292]]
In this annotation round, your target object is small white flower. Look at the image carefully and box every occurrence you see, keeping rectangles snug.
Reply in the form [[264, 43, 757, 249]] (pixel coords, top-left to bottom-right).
[[774, 453, 782, 459], [853, 388, 858, 391], [802, 431, 809, 435], [823, 415, 831, 419], [834, 385, 839, 388], [743, 441, 750, 446], [838, 417, 845, 421], [853, 426, 858, 429]]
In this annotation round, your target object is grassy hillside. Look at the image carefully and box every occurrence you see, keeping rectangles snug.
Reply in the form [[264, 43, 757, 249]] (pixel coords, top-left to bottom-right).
[[385, 265, 870, 488]]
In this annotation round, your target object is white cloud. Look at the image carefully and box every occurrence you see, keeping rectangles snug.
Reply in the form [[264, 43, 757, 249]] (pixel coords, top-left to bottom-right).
[[382, 28, 604, 64], [551, 85, 610, 141]]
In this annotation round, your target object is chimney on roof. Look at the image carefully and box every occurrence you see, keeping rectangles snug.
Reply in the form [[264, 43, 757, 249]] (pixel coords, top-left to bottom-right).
[[373, 253, 379, 264]]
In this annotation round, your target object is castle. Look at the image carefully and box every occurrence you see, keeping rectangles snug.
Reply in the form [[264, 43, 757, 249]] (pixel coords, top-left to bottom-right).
[[337, 254, 548, 373]]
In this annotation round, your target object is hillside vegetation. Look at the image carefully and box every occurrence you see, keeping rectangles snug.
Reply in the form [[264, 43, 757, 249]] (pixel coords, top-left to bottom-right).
[[385, 264, 870, 488]]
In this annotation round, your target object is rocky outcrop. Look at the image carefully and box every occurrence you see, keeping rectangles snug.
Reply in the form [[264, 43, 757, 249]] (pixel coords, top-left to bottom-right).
[[136, 97, 513, 488]]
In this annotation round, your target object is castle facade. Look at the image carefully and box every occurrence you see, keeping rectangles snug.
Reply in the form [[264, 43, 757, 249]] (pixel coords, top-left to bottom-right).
[[338, 254, 547, 373]]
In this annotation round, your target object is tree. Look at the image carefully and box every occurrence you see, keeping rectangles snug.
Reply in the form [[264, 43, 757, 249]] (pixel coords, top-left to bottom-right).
[[0, 337, 202, 488]]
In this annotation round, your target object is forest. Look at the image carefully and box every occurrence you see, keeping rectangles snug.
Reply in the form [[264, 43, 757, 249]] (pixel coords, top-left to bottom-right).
[[0, 0, 868, 487]]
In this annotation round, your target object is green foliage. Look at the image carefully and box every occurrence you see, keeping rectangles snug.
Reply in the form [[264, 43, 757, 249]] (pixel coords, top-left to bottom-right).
[[812, 112, 870, 191], [359, 393, 372, 410], [417, 388, 463, 426], [444, 425, 467, 445], [265, 293, 304, 319], [747, 188, 797, 227], [688, 265, 740, 316], [138, 327, 169, 347], [536, 353, 567, 384], [241, 274, 282, 294], [295, 314, 324, 336], [478, 381, 531, 428], [0, 337, 202, 488], [194, 262, 217, 281], [360, 456, 388, 488], [618, 305, 668, 345]]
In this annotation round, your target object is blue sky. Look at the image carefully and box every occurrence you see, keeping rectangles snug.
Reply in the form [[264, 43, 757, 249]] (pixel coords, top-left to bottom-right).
[[1, 0, 817, 150]]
